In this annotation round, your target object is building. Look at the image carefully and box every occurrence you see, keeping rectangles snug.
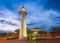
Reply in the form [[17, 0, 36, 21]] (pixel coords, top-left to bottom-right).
[[30, 28, 45, 36], [19, 7, 27, 40]]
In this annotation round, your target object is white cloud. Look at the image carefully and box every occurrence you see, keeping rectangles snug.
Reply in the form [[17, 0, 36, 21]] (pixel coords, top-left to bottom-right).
[[0, 7, 20, 24], [22, 2, 60, 29], [14, 1, 60, 29], [0, 7, 20, 31], [0, 1, 60, 32], [0, 23, 19, 32]]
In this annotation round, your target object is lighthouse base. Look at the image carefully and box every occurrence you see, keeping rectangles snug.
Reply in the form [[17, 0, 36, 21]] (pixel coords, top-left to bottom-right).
[[19, 37, 27, 40]]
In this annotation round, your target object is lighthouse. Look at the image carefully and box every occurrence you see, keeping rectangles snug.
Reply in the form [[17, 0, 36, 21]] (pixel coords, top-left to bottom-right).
[[19, 7, 27, 40]]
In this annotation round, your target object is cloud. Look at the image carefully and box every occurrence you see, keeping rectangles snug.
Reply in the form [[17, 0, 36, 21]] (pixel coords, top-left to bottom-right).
[[0, 7, 20, 31], [43, 0, 60, 11], [17, 1, 60, 32], [0, 0, 60, 32], [27, 9, 60, 32], [0, 23, 18, 32], [0, 7, 20, 24]]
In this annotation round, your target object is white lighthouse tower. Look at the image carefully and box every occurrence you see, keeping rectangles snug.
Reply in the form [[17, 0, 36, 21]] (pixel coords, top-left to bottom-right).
[[19, 6, 27, 40]]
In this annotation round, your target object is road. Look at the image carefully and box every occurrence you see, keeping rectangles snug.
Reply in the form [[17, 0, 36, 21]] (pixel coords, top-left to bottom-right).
[[0, 40, 60, 43]]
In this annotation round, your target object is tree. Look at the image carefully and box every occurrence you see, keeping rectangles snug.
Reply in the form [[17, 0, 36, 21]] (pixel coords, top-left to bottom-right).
[[15, 29, 20, 36], [53, 27, 60, 36], [27, 29, 33, 34]]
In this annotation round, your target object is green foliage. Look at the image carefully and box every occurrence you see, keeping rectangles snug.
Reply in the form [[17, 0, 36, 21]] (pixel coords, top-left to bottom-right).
[[38, 30, 46, 34], [53, 27, 60, 35], [15, 29, 20, 35], [27, 29, 33, 34]]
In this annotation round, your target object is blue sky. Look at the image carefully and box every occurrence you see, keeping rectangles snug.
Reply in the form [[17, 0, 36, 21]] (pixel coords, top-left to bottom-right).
[[0, 0, 60, 32]]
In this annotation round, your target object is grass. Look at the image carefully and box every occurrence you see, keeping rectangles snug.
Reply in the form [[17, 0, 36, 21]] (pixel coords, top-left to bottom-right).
[[27, 37, 60, 40]]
